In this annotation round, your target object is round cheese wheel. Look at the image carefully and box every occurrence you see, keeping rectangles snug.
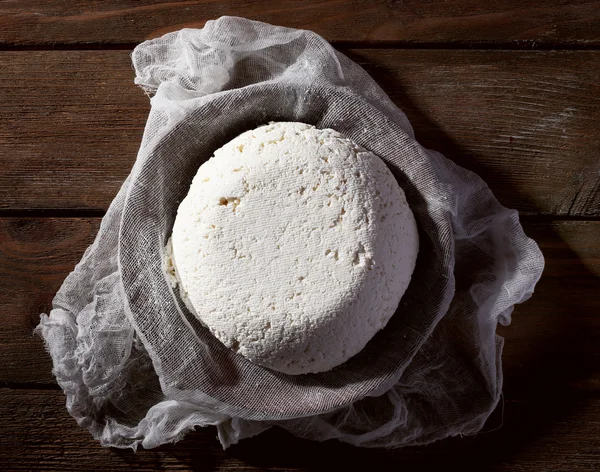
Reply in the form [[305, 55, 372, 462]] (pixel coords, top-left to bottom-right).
[[167, 122, 419, 375]]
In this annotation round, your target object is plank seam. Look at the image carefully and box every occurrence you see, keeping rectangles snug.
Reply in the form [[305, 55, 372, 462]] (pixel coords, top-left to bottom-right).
[[0, 41, 599, 52], [0, 210, 106, 218], [0, 382, 60, 391]]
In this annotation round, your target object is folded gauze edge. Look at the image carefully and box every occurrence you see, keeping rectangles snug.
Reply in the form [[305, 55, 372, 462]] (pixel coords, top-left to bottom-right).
[[36, 16, 545, 451]]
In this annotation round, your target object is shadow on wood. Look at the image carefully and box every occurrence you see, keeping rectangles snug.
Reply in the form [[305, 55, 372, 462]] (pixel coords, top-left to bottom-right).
[[0, 51, 598, 471], [216, 53, 600, 471]]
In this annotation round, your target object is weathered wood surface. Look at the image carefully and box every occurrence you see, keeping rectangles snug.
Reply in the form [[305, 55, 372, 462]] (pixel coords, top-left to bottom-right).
[[0, 1, 599, 47], [1, 3, 599, 469], [0, 388, 599, 471], [1, 50, 598, 216], [1, 218, 598, 394], [0, 51, 145, 212], [0, 218, 100, 386]]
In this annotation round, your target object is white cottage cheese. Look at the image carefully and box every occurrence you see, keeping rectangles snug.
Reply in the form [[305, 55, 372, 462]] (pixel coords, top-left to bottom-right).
[[166, 122, 419, 375]]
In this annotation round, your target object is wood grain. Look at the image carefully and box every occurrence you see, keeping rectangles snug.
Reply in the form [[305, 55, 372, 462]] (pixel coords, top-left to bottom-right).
[[1, 2, 598, 470], [1, 218, 598, 394], [0, 1, 599, 46], [0, 218, 100, 385], [0, 51, 145, 212], [351, 49, 600, 217], [1, 50, 599, 215], [0, 388, 599, 471]]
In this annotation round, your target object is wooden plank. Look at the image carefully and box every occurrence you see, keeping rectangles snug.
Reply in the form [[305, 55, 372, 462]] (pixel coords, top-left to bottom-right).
[[0, 388, 598, 471], [0, 218, 100, 385], [1, 50, 599, 216], [1, 218, 599, 393], [351, 49, 600, 217], [0, 1, 599, 46], [0, 51, 145, 212]]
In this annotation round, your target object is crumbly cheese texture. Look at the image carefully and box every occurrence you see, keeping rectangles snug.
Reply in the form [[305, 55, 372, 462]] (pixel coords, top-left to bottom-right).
[[167, 122, 419, 375]]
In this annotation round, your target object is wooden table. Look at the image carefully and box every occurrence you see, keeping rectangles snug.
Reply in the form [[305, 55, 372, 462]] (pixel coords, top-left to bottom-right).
[[1, 2, 599, 471]]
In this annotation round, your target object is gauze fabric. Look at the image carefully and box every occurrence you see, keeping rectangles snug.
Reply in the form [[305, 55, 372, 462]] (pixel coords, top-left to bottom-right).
[[36, 16, 544, 450]]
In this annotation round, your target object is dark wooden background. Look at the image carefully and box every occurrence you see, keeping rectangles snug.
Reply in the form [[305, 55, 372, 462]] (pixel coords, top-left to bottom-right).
[[1, 2, 599, 471]]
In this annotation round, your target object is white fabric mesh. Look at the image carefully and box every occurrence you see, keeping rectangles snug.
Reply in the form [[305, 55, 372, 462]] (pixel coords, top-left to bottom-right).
[[36, 16, 544, 450]]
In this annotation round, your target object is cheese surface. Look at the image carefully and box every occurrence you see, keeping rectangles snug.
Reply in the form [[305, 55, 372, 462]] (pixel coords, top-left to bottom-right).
[[168, 122, 419, 375]]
